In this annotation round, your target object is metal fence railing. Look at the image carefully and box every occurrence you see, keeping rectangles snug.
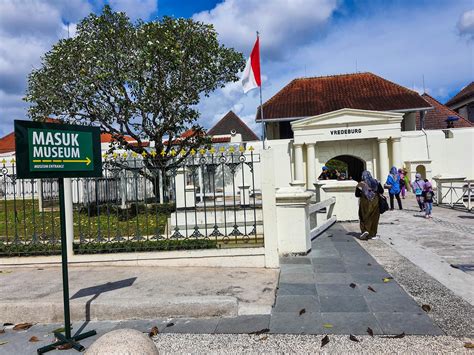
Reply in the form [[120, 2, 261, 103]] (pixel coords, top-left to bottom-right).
[[434, 178, 474, 212], [0, 146, 263, 256]]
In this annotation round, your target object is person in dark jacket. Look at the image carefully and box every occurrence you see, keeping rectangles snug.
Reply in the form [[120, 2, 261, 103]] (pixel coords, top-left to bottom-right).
[[355, 170, 384, 240]]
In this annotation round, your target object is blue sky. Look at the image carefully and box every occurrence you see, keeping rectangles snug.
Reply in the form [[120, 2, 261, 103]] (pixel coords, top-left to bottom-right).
[[0, 0, 472, 136]]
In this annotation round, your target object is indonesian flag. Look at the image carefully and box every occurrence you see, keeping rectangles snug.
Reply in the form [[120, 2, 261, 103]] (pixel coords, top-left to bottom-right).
[[241, 37, 261, 93]]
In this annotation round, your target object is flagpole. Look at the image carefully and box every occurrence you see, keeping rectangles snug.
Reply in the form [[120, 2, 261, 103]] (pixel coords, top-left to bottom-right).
[[257, 31, 266, 150]]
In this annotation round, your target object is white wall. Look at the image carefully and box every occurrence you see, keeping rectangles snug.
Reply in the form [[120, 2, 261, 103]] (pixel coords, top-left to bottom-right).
[[401, 128, 474, 180]]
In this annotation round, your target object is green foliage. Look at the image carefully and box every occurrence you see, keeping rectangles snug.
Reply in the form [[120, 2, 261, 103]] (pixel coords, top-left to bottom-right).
[[78, 202, 176, 219], [0, 239, 217, 257], [326, 158, 348, 173], [24, 5, 245, 169], [74, 239, 217, 254]]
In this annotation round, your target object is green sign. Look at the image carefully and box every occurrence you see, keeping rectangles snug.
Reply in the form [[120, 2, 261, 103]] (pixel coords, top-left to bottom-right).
[[15, 120, 102, 178]]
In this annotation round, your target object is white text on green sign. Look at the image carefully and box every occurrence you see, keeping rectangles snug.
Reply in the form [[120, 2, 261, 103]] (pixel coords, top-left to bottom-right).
[[28, 128, 94, 172]]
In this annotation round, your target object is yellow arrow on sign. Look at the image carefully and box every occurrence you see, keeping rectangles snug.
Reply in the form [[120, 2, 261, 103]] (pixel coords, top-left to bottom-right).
[[32, 157, 92, 166]]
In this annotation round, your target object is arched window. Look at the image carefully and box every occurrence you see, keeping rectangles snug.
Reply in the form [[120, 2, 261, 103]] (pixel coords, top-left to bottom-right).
[[325, 155, 366, 181], [416, 165, 426, 179]]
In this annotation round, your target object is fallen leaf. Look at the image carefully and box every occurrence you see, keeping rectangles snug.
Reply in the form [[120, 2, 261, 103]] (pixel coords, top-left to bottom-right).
[[349, 283, 356, 289], [52, 326, 71, 334], [250, 328, 269, 335], [464, 342, 474, 349], [421, 304, 432, 313], [323, 323, 333, 329], [56, 343, 73, 350], [299, 308, 306, 316], [0, 270, 12, 274], [29, 336, 40, 342], [258, 335, 268, 341], [383, 278, 391, 283], [367, 327, 374, 336], [148, 326, 159, 337], [321, 335, 330, 348], [349, 334, 359, 342], [367, 286, 376, 293], [0, 341, 7, 346], [13, 323, 33, 331], [166, 322, 174, 328]]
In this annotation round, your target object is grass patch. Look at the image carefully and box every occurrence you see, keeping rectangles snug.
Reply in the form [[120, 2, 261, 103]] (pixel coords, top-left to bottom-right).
[[0, 239, 218, 257], [0, 199, 172, 240]]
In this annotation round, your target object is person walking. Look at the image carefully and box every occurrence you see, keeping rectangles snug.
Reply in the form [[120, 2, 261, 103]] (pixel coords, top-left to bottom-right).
[[385, 167, 403, 210], [423, 181, 434, 219], [355, 170, 384, 240], [411, 173, 426, 211], [399, 168, 407, 199]]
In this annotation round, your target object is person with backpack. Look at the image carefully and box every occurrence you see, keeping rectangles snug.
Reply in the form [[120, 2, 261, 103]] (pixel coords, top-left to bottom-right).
[[385, 166, 403, 210], [355, 170, 384, 240], [411, 173, 426, 211], [423, 181, 434, 219]]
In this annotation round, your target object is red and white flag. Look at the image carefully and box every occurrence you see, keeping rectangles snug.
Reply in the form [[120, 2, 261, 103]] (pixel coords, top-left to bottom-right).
[[241, 37, 261, 93]]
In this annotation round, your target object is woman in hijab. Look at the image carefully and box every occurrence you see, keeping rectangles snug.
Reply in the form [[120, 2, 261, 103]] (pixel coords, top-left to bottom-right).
[[411, 173, 426, 211], [385, 166, 402, 210], [355, 171, 384, 240]]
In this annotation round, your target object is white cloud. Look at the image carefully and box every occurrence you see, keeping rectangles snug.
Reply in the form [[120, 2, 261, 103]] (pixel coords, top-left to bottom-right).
[[458, 9, 474, 39], [195, 0, 474, 137], [0, 0, 92, 135], [109, 0, 157, 21], [193, 0, 338, 61]]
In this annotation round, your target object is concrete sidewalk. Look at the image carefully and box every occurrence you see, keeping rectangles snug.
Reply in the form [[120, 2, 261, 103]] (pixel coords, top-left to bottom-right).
[[0, 265, 278, 323], [356, 196, 474, 305]]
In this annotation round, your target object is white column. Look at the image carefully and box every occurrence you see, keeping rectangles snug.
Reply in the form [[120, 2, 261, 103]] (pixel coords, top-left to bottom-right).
[[391, 137, 402, 169], [306, 143, 316, 188], [260, 148, 279, 268], [371, 140, 378, 179], [275, 186, 313, 254], [378, 138, 389, 182], [175, 168, 186, 208], [293, 143, 305, 186], [63, 178, 74, 256]]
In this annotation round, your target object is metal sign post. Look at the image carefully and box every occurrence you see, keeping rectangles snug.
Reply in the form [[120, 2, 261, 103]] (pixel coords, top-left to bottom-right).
[[14, 120, 102, 354]]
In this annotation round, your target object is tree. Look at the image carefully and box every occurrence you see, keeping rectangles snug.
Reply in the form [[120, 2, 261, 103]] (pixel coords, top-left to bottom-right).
[[25, 6, 245, 199]]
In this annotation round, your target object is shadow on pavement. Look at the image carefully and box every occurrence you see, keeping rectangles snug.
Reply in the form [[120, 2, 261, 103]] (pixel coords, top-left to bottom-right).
[[71, 277, 137, 337]]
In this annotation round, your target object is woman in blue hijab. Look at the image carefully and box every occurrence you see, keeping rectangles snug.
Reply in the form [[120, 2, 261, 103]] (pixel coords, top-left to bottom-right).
[[355, 170, 384, 240], [385, 166, 403, 210]]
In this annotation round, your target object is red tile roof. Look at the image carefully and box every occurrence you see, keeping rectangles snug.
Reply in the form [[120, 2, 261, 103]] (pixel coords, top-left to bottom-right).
[[164, 128, 230, 145], [256, 72, 431, 121], [208, 111, 259, 141], [445, 82, 474, 107], [100, 132, 136, 143], [0, 132, 15, 154], [416, 93, 472, 130]]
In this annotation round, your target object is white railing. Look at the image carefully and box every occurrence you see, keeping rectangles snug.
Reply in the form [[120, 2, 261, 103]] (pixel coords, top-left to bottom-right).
[[434, 178, 474, 212], [309, 196, 337, 239]]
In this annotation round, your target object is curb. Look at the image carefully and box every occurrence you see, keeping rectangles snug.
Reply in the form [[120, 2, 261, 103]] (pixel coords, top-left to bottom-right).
[[0, 296, 238, 323]]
